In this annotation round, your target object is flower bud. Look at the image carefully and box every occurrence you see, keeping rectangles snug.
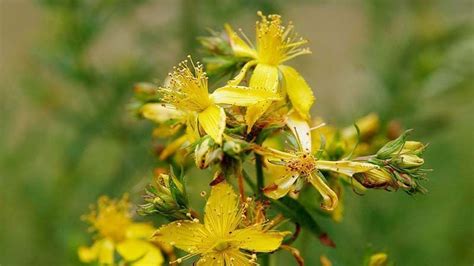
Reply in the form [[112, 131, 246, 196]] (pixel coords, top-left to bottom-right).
[[400, 141, 425, 155], [140, 103, 184, 124], [353, 168, 395, 189], [194, 137, 223, 169], [222, 138, 250, 158], [376, 130, 410, 159], [393, 154, 424, 168], [368, 253, 388, 266], [138, 171, 188, 220], [198, 35, 231, 55], [133, 82, 156, 96]]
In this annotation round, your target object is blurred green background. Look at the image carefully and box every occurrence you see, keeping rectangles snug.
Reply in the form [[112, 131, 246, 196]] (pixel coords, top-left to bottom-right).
[[1, 0, 473, 265]]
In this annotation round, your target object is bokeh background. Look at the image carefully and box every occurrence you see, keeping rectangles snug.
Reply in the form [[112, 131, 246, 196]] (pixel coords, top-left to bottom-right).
[[1, 0, 473, 265]]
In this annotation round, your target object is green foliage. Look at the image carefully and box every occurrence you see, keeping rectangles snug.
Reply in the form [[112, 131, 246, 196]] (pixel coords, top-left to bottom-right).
[[1, 0, 472, 265]]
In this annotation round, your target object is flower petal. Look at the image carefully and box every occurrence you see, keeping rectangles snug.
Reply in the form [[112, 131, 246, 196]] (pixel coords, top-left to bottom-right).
[[159, 134, 188, 160], [125, 223, 155, 239], [225, 24, 258, 59], [153, 220, 210, 254], [249, 64, 280, 92], [227, 60, 258, 86], [78, 242, 100, 263], [79, 239, 115, 265], [286, 111, 312, 152], [264, 170, 299, 199], [245, 64, 280, 132], [232, 227, 288, 252], [315, 160, 377, 177], [224, 249, 253, 266], [198, 104, 226, 144], [245, 101, 273, 133], [211, 86, 280, 106], [140, 103, 184, 123], [253, 145, 295, 161], [196, 252, 226, 266], [280, 65, 315, 120], [204, 182, 241, 236], [116, 239, 164, 266], [308, 173, 338, 211]]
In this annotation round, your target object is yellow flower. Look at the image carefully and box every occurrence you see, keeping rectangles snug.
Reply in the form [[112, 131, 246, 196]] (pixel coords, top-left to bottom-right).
[[139, 102, 196, 160], [258, 114, 377, 210], [153, 182, 288, 265], [368, 252, 388, 266], [140, 103, 185, 124], [159, 57, 281, 144], [225, 12, 314, 131], [78, 195, 164, 266]]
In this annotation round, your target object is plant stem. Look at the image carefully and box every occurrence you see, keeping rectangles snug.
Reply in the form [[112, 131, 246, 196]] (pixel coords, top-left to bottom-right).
[[237, 172, 245, 202], [255, 153, 264, 199], [260, 254, 270, 266]]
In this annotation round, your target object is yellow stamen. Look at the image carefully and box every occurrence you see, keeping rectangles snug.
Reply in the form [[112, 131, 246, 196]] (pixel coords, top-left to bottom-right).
[[159, 57, 212, 112], [82, 195, 132, 242]]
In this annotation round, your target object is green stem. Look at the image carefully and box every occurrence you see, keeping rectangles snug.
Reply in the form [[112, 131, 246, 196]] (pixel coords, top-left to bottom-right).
[[255, 153, 264, 199], [260, 254, 270, 266], [242, 170, 257, 193]]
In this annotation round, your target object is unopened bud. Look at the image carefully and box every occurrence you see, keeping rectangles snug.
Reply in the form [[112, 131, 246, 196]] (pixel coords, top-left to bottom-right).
[[198, 35, 231, 55], [400, 141, 425, 155], [222, 139, 249, 158], [133, 82, 156, 96], [353, 168, 395, 189], [376, 130, 411, 159], [368, 253, 388, 266], [138, 171, 188, 219], [194, 137, 223, 169], [393, 154, 424, 168], [140, 103, 184, 124]]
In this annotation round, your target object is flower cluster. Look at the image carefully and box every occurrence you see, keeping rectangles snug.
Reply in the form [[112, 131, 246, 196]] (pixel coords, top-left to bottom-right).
[[79, 12, 430, 265]]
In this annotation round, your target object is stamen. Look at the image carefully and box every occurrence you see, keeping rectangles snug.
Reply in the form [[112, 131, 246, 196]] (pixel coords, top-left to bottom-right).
[[310, 122, 326, 131]]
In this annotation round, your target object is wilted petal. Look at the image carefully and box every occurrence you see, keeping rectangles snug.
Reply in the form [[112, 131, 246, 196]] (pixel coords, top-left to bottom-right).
[[286, 111, 312, 152], [316, 160, 377, 177], [308, 173, 338, 210], [264, 171, 299, 199]]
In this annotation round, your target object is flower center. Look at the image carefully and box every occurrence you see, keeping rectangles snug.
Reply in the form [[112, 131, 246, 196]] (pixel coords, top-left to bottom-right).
[[255, 12, 310, 66], [84, 195, 132, 242], [213, 240, 233, 252], [285, 153, 316, 176], [159, 59, 212, 112]]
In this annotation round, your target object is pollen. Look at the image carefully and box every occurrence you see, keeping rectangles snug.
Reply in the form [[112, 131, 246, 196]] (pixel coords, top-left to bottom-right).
[[82, 194, 132, 242], [285, 153, 317, 176], [255, 12, 311, 65], [158, 58, 212, 112]]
